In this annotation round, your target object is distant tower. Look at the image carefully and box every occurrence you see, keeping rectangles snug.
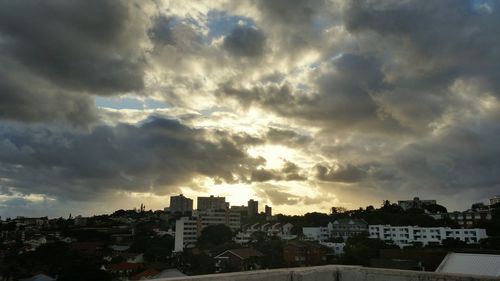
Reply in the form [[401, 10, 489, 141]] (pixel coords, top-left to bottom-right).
[[265, 205, 272, 217], [248, 199, 258, 217], [170, 194, 194, 214]]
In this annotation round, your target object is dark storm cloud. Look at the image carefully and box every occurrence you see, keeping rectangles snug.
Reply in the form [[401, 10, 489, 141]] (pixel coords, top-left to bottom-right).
[[344, 0, 500, 95], [0, 117, 269, 201], [223, 26, 266, 57], [394, 110, 500, 195], [0, 0, 146, 124], [148, 15, 176, 46], [314, 163, 367, 183]]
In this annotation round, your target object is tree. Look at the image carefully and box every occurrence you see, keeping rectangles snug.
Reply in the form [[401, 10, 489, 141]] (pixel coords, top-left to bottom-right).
[[197, 224, 233, 249]]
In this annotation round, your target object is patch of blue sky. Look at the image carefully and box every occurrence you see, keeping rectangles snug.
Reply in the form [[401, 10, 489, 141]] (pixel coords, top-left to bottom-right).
[[470, 0, 494, 14], [206, 10, 255, 41], [95, 96, 170, 110], [311, 16, 331, 32]]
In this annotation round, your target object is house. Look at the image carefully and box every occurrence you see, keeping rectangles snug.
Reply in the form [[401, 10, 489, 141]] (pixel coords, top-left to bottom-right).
[[214, 248, 264, 272], [329, 218, 368, 241], [283, 240, 334, 267]]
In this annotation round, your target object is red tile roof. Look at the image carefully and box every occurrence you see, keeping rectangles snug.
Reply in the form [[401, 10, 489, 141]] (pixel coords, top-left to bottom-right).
[[129, 268, 160, 280]]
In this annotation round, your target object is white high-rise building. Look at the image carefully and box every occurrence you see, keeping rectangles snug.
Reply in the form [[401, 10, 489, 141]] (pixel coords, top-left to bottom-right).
[[174, 209, 241, 252], [369, 225, 487, 248], [174, 217, 198, 252]]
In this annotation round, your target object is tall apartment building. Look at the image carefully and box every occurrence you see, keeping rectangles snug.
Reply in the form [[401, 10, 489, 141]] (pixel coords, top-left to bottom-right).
[[369, 225, 487, 248], [248, 199, 258, 217], [174, 217, 198, 252], [265, 205, 272, 217], [397, 197, 437, 210], [197, 195, 227, 211], [169, 194, 193, 214]]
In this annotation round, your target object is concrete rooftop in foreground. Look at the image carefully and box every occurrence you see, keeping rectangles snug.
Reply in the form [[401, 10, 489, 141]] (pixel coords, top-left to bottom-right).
[[155, 265, 500, 281]]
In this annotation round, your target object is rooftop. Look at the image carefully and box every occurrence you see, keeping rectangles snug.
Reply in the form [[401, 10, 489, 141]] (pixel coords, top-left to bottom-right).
[[153, 265, 500, 281]]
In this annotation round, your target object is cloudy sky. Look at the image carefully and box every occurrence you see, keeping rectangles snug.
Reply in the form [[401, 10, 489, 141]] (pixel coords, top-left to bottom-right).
[[1, 0, 499, 218]]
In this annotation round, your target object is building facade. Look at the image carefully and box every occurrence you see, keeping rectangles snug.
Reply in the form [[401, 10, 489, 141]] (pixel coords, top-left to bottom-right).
[[303, 227, 330, 242], [174, 217, 198, 252], [329, 218, 368, 241], [369, 225, 487, 248], [197, 195, 227, 211], [430, 209, 492, 227], [197, 209, 241, 231], [397, 197, 437, 210], [247, 199, 258, 217], [169, 194, 193, 214], [174, 209, 242, 252]]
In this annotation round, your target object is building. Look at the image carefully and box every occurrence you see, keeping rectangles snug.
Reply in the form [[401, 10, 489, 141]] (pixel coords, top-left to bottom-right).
[[490, 196, 500, 206], [303, 227, 330, 242], [197, 209, 241, 231], [235, 222, 295, 244], [197, 195, 227, 211], [398, 197, 437, 210], [174, 209, 241, 252], [369, 225, 487, 248], [430, 209, 493, 227], [174, 217, 198, 252], [283, 240, 333, 267], [248, 199, 258, 217], [329, 218, 368, 241], [214, 248, 264, 272], [169, 194, 193, 214]]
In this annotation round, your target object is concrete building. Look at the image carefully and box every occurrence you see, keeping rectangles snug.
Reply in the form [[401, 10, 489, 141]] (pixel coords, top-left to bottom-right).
[[197, 195, 227, 211], [197, 209, 241, 231], [174, 217, 198, 252], [265, 205, 272, 217], [248, 199, 258, 217], [329, 218, 368, 241], [490, 195, 500, 206], [369, 225, 487, 248], [398, 197, 437, 210], [303, 227, 330, 242], [430, 209, 493, 227], [169, 194, 193, 214], [174, 209, 241, 251], [235, 222, 295, 244]]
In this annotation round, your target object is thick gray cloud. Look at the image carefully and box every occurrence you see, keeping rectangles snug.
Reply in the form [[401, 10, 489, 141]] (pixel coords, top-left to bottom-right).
[[251, 160, 306, 182], [314, 163, 367, 183], [0, 117, 267, 201], [223, 26, 266, 57], [0, 0, 147, 125]]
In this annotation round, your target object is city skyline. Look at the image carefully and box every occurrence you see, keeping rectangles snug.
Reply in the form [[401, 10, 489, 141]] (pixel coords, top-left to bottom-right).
[[2, 0, 500, 218]]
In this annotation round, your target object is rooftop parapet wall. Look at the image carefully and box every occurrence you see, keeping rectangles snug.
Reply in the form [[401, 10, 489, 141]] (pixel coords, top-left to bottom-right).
[[154, 265, 500, 281]]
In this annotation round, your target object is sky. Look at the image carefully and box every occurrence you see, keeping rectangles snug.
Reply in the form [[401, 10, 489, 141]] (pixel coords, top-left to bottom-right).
[[0, 0, 499, 218]]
